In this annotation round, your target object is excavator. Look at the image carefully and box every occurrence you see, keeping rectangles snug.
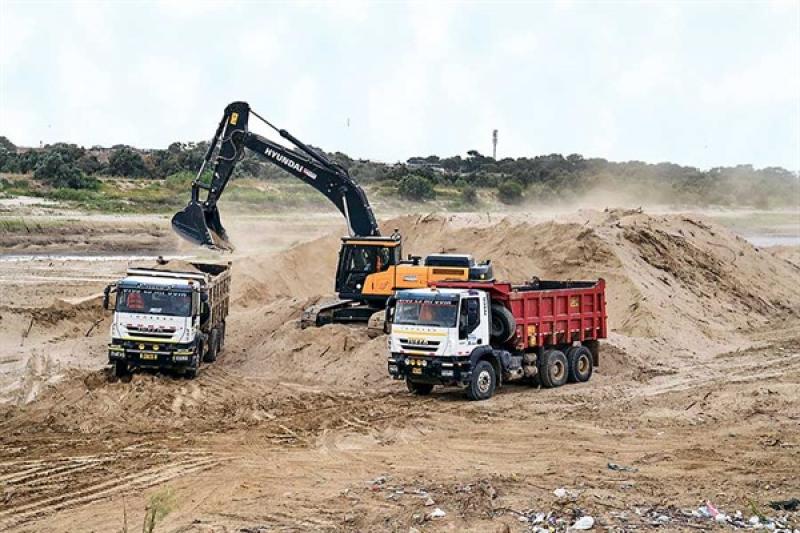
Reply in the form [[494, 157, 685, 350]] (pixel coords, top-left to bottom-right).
[[171, 101, 492, 326]]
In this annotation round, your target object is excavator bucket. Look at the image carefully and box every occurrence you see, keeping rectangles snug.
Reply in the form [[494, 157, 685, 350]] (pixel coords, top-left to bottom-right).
[[171, 201, 233, 251]]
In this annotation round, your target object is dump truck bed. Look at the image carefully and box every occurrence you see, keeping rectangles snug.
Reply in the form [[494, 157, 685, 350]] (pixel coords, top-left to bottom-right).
[[431, 279, 607, 349]]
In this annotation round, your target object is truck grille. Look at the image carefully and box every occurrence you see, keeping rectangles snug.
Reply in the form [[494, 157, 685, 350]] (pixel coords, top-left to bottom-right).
[[125, 325, 176, 338], [399, 338, 440, 353]]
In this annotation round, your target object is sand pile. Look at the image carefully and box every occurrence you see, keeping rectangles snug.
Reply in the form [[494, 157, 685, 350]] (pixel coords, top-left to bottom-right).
[[226, 209, 800, 386], [224, 298, 390, 389]]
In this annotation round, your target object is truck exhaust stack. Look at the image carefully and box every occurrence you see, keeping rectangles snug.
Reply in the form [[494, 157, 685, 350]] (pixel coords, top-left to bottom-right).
[[171, 201, 233, 251]]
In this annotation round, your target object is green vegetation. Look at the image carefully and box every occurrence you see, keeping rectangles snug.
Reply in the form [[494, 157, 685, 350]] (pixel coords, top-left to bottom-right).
[[398, 175, 436, 200], [0, 134, 797, 211], [141, 487, 175, 533], [497, 179, 523, 204]]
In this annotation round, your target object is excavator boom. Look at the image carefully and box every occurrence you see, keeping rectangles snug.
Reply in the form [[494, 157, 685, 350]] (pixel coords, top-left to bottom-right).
[[172, 101, 379, 250]]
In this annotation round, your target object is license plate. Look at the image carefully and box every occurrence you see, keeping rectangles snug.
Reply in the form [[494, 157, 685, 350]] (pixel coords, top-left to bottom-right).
[[140, 352, 158, 360], [412, 367, 422, 375]]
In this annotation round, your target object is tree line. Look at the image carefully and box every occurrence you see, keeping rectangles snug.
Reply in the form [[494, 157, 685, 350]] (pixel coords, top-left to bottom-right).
[[0, 135, 796, 208]]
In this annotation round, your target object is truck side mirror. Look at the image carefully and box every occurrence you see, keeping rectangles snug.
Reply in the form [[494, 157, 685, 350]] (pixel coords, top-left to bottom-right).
[[384, 295, 396, 325], [103, 285, 115, 310]]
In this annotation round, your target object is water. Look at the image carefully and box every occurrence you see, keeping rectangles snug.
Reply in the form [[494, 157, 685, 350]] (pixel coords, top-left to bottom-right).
[[0, 254, 192, 263], [745, 235, 800, 248]]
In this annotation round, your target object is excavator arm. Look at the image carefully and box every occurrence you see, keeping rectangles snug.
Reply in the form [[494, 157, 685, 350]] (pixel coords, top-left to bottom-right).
[[172, 101, 379, 250]]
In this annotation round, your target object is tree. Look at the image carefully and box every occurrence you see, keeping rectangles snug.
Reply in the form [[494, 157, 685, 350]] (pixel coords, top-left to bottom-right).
[[398, 175, 435, 200], [34, 152, 99, 189], [497, 179, 523, 204], [109, 146, 149, 177], [0, 136, 16, 152]]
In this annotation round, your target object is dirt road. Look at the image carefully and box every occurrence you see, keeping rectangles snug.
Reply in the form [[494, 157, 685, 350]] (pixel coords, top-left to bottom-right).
[[1, 209, 799, 532]]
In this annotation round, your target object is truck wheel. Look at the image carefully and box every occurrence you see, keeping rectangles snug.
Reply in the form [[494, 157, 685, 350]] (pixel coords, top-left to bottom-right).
[[406, 379, 433, 395], [185, 365, 198, 379], [539, 349, 568, 388], [203, 330, 219, 363], [466, 360, 496, 401], [218, 321, 226, 352], [567, 346, 593, 383], [113, 360, 129, 379], [490, 304, 516, 343]]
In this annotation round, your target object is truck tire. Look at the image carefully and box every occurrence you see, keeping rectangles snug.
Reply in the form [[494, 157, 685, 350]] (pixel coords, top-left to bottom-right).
[[466, 360, 497, 401], [567, 345, 593, 383], [539, 349, 568, 388], [406, 379, 433, 396], [204, 330, 219, 363], [219, 321, 226, 352], [490, 304, 516, 343], [113, 360, 129, 379]]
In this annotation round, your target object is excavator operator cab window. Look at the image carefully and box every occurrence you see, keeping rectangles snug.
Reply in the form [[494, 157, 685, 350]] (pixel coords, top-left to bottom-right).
[[344, 245, 397, 274]]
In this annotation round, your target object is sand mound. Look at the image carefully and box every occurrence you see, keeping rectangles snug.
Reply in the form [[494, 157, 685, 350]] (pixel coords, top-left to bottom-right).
[[223, 298, 390, 389], [225, 210, 800, 387]]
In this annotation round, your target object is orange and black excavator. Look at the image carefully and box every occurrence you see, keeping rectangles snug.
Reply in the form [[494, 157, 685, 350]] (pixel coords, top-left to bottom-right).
[[172, 101, 492, 326]]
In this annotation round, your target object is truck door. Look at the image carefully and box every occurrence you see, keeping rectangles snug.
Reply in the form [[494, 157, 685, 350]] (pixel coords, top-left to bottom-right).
[[458, 297, 482, 346]]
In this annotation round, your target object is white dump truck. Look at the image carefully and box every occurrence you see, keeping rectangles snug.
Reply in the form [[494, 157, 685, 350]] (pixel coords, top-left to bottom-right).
[[103, 259, 231, 378], [387, 279, 607, 400]]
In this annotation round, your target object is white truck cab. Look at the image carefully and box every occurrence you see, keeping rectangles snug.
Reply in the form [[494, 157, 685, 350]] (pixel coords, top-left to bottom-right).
[[387, 288, 511, 400]]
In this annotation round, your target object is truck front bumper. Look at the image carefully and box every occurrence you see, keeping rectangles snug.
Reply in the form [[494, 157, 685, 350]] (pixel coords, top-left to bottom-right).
[[108, 340, 196, 369], [388, 353, 473, 386]]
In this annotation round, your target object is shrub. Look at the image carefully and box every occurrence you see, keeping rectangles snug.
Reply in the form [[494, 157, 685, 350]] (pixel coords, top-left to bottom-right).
[[461, 185, 478, 204], [34, 152, 99, 189], [497, 179, 523, 204], [109, 146, 149, 177], [398, 175, 435, 200]]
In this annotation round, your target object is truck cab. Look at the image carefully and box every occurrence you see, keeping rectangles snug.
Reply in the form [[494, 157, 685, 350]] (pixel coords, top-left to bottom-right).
[[387, 288, 507, 400]]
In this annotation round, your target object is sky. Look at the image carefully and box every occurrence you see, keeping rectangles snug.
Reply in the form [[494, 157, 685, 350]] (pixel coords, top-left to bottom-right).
[[1, 0, 799, 170]]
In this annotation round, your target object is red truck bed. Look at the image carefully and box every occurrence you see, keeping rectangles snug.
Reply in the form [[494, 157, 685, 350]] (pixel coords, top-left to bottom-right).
[[431, 279, 607, 350]]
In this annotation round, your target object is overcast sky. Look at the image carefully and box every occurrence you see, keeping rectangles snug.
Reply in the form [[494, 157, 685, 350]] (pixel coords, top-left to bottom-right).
[[1, 0, 798, 170]]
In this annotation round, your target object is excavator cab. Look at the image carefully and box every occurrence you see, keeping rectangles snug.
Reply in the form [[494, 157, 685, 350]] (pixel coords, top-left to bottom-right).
[[336, 237, 403, 301]]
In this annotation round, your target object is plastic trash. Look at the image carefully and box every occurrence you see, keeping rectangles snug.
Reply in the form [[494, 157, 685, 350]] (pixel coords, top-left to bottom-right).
[[424, 497, 435, 506], [553, 488, 567, 498], [429, 508, 446, 519], [769, 498, 800, 511], [607, 462, 638, 473], [571, 516, 594, 530]]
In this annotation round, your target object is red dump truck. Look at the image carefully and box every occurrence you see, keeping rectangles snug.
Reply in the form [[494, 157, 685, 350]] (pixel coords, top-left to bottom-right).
[[386, 279, 607, 400]]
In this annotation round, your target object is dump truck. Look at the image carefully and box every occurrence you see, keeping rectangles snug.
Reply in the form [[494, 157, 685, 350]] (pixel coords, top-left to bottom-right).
[[386, 278, 607, 400], [103, 259, 231, 378]]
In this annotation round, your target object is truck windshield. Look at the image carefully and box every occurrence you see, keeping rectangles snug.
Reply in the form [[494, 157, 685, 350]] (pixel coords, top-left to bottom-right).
[[116, 288, 192, 317], [394, 299, 458, 328]]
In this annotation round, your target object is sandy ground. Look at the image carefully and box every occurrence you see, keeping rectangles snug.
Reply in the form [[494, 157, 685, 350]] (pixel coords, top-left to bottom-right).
[[0, 208, 799, 532]]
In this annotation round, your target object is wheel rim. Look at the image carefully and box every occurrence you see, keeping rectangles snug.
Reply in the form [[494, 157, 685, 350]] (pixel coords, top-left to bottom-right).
[[477, 370, 491, 394], [578, 355, 590, 374], [551, 360, 565, 381]]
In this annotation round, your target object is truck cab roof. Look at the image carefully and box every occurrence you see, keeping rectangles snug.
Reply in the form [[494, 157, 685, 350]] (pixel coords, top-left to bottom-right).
[[117, 275, 195, 291], [395, 287, 471, 301]]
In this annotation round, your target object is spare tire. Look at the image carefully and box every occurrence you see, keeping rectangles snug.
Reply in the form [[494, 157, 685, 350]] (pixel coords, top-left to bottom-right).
[[490, 303, 516, 343]]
